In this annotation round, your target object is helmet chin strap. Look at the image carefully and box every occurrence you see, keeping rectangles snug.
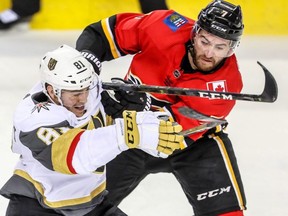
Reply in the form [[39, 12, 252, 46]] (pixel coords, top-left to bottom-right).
[[54, 88, 64, 106], [43, 84, 64, 106], [187, 42, 198, 69]]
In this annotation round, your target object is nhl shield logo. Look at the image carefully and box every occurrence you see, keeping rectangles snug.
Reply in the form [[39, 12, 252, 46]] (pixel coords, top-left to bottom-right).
[[48, 58, 57, 70], [173, 69, 181, 78]]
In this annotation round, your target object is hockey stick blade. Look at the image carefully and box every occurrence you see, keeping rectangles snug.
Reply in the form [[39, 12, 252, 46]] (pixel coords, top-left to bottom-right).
[[256, 61, 278, 102], [102, 62, 277, 103]]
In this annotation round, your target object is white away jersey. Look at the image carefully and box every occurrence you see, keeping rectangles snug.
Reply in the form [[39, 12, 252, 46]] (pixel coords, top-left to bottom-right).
[[1, 81, 122, 215]]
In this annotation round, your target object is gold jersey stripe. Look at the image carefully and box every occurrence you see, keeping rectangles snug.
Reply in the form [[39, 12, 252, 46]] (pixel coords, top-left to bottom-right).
[[14, 169, 106, 208], [101, 18, 121, 59], [52, 128, 84, 174], [212, 135, 245, 210]]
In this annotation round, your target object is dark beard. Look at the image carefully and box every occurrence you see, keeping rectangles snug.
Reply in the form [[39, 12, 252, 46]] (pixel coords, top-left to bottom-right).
[[188, 45, 226, 74]]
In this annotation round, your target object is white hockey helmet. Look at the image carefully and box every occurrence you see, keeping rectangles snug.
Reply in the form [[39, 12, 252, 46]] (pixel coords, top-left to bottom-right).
[[40, 44, 98, 99]]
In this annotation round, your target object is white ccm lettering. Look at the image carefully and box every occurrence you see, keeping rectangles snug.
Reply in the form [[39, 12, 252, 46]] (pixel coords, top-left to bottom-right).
[[197, 186, 231, 201], [199, 92, 233, 100]]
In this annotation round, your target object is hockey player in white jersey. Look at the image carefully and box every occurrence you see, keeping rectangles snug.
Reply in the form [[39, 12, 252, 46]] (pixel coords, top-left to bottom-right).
[[0, 45, 183, 216]]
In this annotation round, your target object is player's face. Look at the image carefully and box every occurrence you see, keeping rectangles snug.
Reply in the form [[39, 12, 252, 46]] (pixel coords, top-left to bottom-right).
[[191, 29, 233, 71], [61, 88, 90, 117]]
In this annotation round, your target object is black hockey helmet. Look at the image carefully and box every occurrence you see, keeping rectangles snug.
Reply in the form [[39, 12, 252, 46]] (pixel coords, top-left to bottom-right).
[[195, 0, 244, 42]]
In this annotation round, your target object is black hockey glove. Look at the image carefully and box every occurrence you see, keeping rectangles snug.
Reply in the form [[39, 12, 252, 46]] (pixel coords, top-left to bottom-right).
[[80, 50, 102, 75], [101, 78, 151, 119]]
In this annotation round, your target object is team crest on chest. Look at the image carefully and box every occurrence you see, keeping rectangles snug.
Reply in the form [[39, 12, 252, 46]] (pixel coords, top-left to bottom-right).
[[206, 80, 227, 92], [164, 12, 188, 32]]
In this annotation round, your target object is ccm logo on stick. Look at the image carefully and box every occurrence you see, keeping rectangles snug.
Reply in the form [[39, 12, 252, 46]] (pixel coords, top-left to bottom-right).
[[199, 92, 233, 100]]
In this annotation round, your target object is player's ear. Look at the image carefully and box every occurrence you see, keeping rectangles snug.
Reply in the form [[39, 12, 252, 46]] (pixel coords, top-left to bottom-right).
[[46, 85, 53, 97]]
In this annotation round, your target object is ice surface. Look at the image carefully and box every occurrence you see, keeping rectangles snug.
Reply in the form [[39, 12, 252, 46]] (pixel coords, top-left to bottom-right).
[[0, 30, 287, 216]]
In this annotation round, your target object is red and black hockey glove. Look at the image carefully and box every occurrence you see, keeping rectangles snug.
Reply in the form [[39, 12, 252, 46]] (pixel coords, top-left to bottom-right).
[[101, 78, 151, 119]]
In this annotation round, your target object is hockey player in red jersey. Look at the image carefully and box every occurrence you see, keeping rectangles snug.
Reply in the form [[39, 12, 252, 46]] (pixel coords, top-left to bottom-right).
[[0, 45, 183, 215], [76, 0, 247, 215]]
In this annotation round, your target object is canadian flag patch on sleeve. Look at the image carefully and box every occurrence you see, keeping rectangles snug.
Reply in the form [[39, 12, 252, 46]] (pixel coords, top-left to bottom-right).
[[206, 80, 227, 92]]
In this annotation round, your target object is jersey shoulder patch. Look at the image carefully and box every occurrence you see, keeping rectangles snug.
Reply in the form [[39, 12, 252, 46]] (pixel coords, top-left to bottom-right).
[[163, 12, 188, 32], [31, 102, 51, 113]]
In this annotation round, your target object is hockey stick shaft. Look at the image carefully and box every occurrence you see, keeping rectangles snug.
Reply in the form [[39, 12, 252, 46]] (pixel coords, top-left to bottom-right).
[[176, 106, 227, 136], [102, 61, 278, 103], [179, 122, 222, 136]]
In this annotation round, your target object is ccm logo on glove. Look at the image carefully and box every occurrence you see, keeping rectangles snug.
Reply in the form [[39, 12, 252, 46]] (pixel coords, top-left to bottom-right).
[[123, 110, 140, 148]]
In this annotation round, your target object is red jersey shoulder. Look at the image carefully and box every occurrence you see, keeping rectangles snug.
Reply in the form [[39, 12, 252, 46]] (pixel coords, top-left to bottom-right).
[[116, 10, 194, 34], [115, 11, 194, 56]]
